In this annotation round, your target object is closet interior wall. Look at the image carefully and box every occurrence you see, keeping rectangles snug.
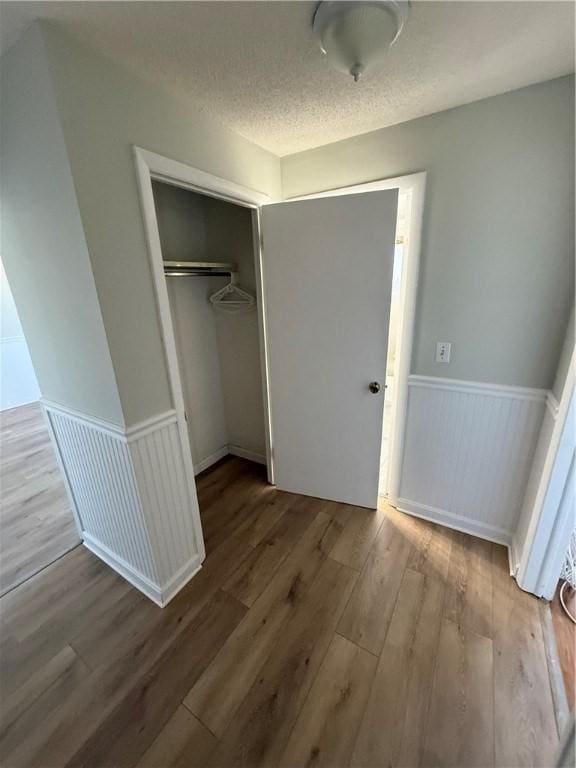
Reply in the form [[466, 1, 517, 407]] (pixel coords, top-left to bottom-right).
[[152, 181, 266, 473]]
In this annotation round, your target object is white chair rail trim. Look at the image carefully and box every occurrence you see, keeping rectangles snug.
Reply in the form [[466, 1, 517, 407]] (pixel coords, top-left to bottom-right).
[[408, 374, 548, 402], [40, 398, 177, 443]]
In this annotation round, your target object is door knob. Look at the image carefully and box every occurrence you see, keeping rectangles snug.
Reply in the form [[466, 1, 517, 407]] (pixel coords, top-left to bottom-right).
[[369, 381, 381, 394]]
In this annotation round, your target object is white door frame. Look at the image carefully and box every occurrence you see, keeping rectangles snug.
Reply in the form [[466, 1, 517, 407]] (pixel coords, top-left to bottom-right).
[[287, 172, 426, 503], [133, 147, 275, 515], [516, 347, 575, 599]]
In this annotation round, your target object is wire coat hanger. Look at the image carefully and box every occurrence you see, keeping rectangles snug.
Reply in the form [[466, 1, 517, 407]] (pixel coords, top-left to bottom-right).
[[209, 272, 255, 314]]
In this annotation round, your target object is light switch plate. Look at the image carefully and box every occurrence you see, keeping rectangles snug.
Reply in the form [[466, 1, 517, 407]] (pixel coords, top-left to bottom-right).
[[436, 342, 451, 363]]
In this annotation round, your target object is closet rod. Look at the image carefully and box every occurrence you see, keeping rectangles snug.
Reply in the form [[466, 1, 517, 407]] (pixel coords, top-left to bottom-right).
[[163, 260, 237, 278], [165, 270, 233, 277]]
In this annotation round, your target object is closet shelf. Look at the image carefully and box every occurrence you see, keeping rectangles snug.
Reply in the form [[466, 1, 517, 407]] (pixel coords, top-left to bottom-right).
[[163, 260, 237, 277]]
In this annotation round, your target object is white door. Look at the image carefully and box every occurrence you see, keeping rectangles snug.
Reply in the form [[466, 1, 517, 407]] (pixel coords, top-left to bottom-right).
[[261, 190, 398, 508]]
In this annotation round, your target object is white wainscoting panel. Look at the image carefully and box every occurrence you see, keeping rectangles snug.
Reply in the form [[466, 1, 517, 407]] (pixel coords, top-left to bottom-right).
[[47, 409, 158, 581], [129, 417, 202, 598], [43, 402, 203, 606], [397, 376, 547, 544], [509, 402, 557, 573]]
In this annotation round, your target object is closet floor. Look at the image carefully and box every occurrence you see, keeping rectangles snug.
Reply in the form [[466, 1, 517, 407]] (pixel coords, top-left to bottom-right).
[[0, 402, 80, 596], [0, 457, 559, 767]]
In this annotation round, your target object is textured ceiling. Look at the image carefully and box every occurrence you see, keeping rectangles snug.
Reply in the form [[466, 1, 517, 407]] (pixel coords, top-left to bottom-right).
[[1, 1, 574, 156]]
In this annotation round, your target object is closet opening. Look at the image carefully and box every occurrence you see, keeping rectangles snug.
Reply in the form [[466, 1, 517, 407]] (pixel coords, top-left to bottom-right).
[[150, 177, 271, 551]]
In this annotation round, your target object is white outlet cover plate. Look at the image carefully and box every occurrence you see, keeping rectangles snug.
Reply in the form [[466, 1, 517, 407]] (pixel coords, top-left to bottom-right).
[[436, 342, 451, 363]]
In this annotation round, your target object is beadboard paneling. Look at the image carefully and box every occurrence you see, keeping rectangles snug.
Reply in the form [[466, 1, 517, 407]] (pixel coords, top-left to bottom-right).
[[44, 403, 203, 605], [48, 409, 158, 581], [129, 418, 202, 592], [398, 376, 547, 543], [510, 402, 557, 572]]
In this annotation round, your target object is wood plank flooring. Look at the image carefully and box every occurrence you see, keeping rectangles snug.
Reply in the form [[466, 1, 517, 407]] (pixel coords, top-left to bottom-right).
[[0, 402, 80, 596], [551, 581, 575, 711], [0, 456, 560, 767]]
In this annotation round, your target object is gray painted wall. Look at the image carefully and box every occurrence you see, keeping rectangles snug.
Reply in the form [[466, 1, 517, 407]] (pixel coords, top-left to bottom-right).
[[282, 77, 575, 390], [3, 21, 571, 431], [152, 182, 210, 263], [167, 274, 230, 467], [552, 304, 575, 401], [0, 260, 40, 411], [154, 183, 266, 464], [41, 22, 281, 427], [0, 26, 123, 424], [206, 198, 266, 455]]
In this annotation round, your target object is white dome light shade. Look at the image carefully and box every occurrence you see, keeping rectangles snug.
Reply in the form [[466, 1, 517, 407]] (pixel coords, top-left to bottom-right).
[[313, 1, 409, 82]]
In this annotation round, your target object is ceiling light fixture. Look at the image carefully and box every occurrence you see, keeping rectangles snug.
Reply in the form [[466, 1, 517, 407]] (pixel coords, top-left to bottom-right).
[[313, 0, 409, 82]]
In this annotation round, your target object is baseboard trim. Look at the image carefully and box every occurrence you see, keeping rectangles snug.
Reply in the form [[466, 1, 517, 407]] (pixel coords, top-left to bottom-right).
[[1, 396, 40, 412], [0, 335, 26, 344], [83, 534, 163, 606], [546, 391, 560, 420], [228, 445, 267, 465], [508, 537, 520, 577], [83, 534, 202, 607], [540, 601, 570, 739], [194, 446, 229, 475], [396, 497, 512, 546], [160, 555, 203, 606], [194, 444, 268, 474]]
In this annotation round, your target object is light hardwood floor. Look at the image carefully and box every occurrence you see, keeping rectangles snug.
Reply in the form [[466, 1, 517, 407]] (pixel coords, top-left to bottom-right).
[[551, 582, 575, 711], [0, 403, 79, 596], [0, 457, 560, 767]]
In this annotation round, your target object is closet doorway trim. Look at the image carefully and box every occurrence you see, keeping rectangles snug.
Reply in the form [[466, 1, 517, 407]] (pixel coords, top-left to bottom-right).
[[133, 146, 275, 515]]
